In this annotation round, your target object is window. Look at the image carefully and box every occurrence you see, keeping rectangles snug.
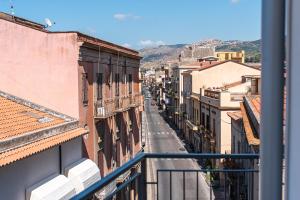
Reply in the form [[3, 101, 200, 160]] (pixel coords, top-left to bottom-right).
[[115, 73, 120, 96], [212, 118, 216, 136], [232, 135, 235, 153], [206, 115, 210, 130], [96, 122, 105, 150], [201, 112, 205, 126], [96, 73, 103, 100], [116, 114, 121, 140], [128, 74, 132, 94], [82, 73, 88, 104], [106, 56, 112, 86]]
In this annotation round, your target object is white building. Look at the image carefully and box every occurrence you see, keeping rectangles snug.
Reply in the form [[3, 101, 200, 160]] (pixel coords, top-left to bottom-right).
[[0, 91, 100, 200], [181, 61, 260, 156]]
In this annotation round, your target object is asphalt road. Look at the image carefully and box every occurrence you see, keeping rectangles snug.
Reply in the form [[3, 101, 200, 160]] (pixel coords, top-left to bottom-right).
[[143, 98, 213, 200]]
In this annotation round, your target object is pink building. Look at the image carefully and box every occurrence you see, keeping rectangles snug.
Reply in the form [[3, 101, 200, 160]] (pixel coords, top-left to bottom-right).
[[0, 12, 143, 197]]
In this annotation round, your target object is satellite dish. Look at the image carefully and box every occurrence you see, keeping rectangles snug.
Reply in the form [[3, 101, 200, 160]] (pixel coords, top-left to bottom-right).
[[45, 18, 54, 28]]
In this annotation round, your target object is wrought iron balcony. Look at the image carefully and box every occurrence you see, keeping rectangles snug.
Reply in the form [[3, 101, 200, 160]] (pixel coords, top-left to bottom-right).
[[129, 94, 143, 107], [95, 94, 142, 118], [71, 153, 259, 200], [115, 96, 131, 112], [94, 99, 115, 118]]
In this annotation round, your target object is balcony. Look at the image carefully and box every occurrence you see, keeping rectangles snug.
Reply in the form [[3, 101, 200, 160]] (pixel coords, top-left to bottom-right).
[[94, 99, 115, 118], [95, 94, 142, 118], [204, 90, 220, 99], [115, 96, 131, 112], [129, 94, 143, 107], [185, 119, 198, 131], [71, 153, 259, 200]]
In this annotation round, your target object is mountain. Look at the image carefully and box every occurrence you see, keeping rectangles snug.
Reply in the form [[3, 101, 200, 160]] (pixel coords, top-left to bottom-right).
[[139, 44, 187, 62], [139, 39, 261, 70], [216, 39, 261, 60]]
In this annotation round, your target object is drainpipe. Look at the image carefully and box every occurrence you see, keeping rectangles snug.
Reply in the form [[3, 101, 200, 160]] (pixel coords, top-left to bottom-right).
[[260, 0, 285, 199], [59, 145, 62, 174]]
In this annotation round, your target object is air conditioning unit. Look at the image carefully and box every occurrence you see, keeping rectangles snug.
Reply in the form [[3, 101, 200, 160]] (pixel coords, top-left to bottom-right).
[[97, 107, 105, 116], [64, 158, 101, 194], [26, 175, 76, 200]]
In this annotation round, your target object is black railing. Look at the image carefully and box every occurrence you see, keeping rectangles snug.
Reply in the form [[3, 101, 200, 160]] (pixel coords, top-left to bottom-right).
[[71, 153, 259, 200]]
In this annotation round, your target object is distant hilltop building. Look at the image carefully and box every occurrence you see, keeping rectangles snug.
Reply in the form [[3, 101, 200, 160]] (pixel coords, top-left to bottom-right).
[[215, 50, 245, 63], [179, 44, 215, 63]]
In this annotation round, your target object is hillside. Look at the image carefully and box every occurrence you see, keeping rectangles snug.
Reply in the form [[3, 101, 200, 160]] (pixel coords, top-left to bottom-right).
[[139, 39, 261, 70]]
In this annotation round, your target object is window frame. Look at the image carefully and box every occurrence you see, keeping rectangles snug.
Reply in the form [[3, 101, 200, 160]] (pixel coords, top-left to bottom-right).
[[96, 73, 103, 100], [82, 73, 88, 105]]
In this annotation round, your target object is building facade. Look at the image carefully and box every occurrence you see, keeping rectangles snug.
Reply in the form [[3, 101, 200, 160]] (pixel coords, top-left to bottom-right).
[[0, 12, 143, 197], [0, 91, 99, 200], [227, 95, 260, 200], [215, 50, 245, 63], [181, 61, 260, 156]]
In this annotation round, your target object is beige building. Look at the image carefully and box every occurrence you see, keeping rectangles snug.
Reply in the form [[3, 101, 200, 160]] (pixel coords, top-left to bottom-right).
[[227, 95, 260, 200], [227, 76, 262, 200], [181, 61, 260, 157], [215, 50, 245, 63], [169, 64, 205, 131]]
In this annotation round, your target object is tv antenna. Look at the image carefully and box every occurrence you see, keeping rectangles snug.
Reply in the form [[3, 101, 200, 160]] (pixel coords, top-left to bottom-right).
[[10, 0, 15, 15], [44, 18, 56, 28]]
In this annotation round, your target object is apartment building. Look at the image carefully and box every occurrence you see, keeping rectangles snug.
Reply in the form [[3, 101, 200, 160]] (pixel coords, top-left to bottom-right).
[[0, 12, 143, 197], [0, 91, 99, 200], [168, 62, 216, 132], [215, 50, 245, 63], [227, 76, 262, 200], [181, 61, 260, 155]]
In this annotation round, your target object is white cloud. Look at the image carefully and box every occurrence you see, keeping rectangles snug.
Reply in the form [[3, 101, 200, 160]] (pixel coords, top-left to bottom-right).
[[113, 13, 141, 21], [139, 40, 165, 47], [230, 0, 240, 3], [122, 43, 132, 48]]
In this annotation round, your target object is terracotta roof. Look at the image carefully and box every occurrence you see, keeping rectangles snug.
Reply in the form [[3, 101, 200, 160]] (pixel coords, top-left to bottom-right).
[[77, 33, 140, 59], [227, 111, 242, 121], [181, 69, 201, 76], [186, 60, 261, 73], [0, 91, 87, 166], [0, 96, 66, 140], [184, 60, 220, 67], [245, 95, 261, 122], [222, 81, 243, 89], [0, 128, 87, 167], [240, 103, 260, 146]]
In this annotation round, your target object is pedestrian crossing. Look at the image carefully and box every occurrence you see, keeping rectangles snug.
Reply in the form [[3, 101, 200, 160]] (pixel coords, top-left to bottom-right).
[[147, 131, 175, 136]]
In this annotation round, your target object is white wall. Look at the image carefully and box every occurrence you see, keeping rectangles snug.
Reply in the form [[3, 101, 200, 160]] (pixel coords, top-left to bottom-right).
[[0, 137, 83, 200], [191, 62, 260, 93]]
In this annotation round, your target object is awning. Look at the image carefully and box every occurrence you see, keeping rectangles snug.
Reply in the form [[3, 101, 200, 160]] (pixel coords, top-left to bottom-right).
[[27, 175, 76, 200], [65, 158, 101, 194]]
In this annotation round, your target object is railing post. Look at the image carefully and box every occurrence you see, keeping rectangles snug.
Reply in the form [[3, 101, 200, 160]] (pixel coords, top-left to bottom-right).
[[260, 0, 285, 200], [138, 158, 147, 200], [170, 171, 172, 200]]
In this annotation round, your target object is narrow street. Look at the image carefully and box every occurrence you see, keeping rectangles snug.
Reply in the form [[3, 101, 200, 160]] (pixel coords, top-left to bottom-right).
[[143, 98, 213, 200]]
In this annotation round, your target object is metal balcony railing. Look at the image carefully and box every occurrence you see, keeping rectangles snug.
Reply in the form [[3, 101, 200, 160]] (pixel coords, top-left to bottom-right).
[[94, 99, 115, 118], [129, 94, 142, 107], [115, 96, 131, 112], [71, 153, 259, 200], [95, 94, 142, 118]]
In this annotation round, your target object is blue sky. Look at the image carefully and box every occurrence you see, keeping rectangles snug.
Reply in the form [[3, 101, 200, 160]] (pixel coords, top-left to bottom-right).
[[1, 0, 261, 49]]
